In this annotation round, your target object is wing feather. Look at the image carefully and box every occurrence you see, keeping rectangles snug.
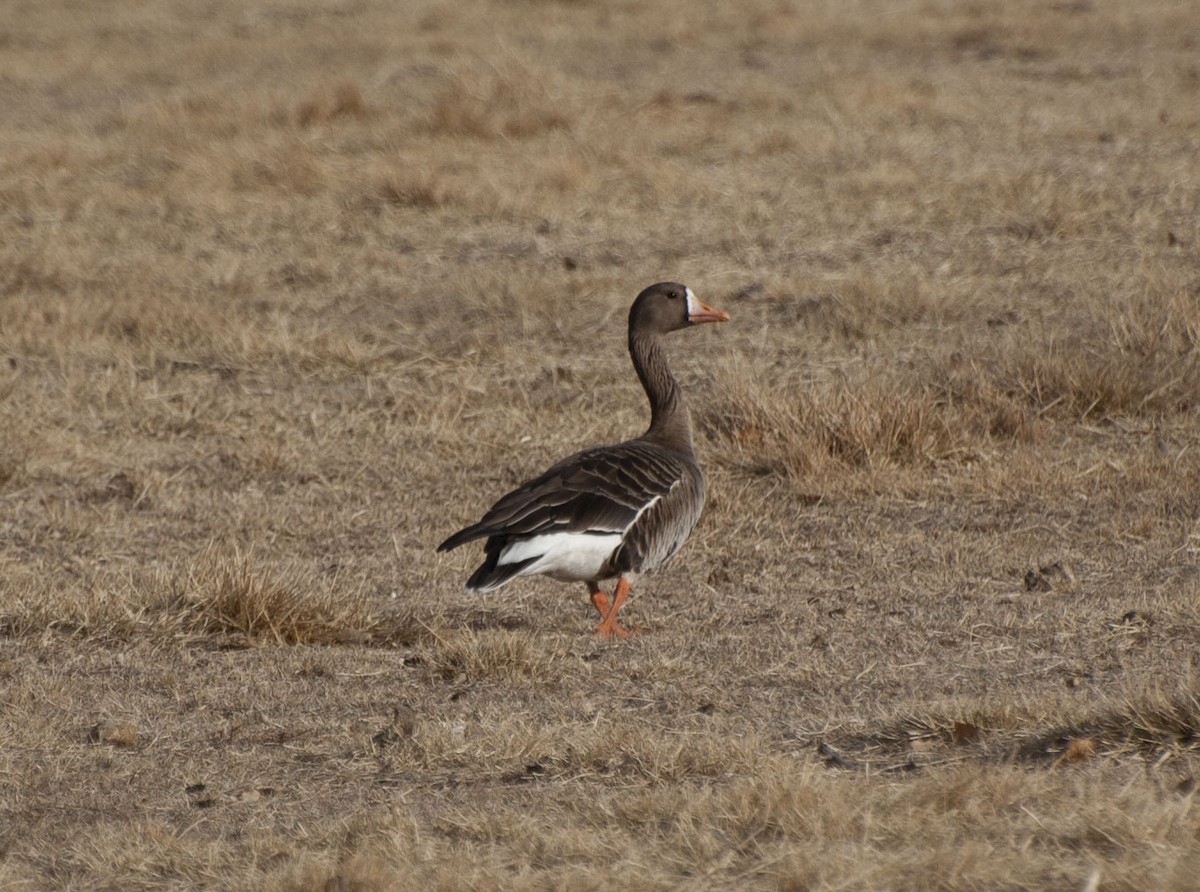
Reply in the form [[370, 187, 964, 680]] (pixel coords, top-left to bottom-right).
[[437, 440, 688, 551]]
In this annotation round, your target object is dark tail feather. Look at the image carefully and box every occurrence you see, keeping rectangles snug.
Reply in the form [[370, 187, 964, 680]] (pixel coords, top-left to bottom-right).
[[465, 544, 538, 593], [438, 523, 489, 553]]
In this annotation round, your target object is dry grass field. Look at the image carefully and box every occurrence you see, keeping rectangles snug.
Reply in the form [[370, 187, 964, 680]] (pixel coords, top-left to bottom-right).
[[2, 0, 1200, 888]]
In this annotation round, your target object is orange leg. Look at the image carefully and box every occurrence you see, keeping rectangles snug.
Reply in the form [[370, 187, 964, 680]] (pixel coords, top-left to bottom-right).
[[587, 584, 610, 618], [594, 575, 632, 639]]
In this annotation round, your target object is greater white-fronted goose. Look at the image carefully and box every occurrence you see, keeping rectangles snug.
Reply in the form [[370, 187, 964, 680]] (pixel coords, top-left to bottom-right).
[[438, 282, 729, 638]]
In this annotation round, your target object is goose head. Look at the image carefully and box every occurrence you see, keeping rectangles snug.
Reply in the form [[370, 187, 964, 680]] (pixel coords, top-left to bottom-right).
[[629, 282, 730, 335]]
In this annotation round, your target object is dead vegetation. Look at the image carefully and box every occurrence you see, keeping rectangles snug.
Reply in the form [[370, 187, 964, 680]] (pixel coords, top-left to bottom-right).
[[183, 552, 377, 645], [2, 0, 1200, 888]]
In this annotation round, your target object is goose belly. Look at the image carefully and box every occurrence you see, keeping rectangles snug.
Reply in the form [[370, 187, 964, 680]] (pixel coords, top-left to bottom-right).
[[498, 532, 622, 582]]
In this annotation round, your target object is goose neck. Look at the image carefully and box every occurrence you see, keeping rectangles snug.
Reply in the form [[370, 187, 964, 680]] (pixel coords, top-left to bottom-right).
[[629, 330, 693, 453]]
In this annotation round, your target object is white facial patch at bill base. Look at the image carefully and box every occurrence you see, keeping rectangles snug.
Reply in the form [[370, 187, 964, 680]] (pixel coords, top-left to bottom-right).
[[684, 288, 701, 319]]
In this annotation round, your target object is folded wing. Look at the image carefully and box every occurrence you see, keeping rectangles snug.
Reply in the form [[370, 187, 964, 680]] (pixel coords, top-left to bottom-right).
[[438, 441, 689, 591]]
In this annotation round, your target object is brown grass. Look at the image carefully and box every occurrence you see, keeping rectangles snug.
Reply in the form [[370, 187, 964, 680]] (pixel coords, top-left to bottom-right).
[[3, 0, 1200, 888], [184, 552, 377, 645]]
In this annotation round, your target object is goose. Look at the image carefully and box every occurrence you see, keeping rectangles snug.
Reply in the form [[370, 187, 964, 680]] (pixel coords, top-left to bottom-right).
[[437, 282, 729, 638]]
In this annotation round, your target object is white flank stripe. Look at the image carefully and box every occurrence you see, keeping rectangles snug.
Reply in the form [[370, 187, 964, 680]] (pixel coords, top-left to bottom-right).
[[498, 531, 623, 582], [630, 493, 662, 528]]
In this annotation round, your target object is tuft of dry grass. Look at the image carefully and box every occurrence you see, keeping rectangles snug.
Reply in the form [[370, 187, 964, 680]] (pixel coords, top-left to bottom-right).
[[368, 171, 454, 211], [1005, 285, 1200, 420], [183, 553, 376, 646], [426, 67, 575, 140], [704, 373, 993, 478], [422, 628, 556, 682], [294, 81, 370, 128]]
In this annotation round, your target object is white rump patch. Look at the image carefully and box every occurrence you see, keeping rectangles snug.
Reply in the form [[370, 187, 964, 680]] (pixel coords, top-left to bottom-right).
[[684, 288, 700, 318], [498, 532, 622, 582]]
